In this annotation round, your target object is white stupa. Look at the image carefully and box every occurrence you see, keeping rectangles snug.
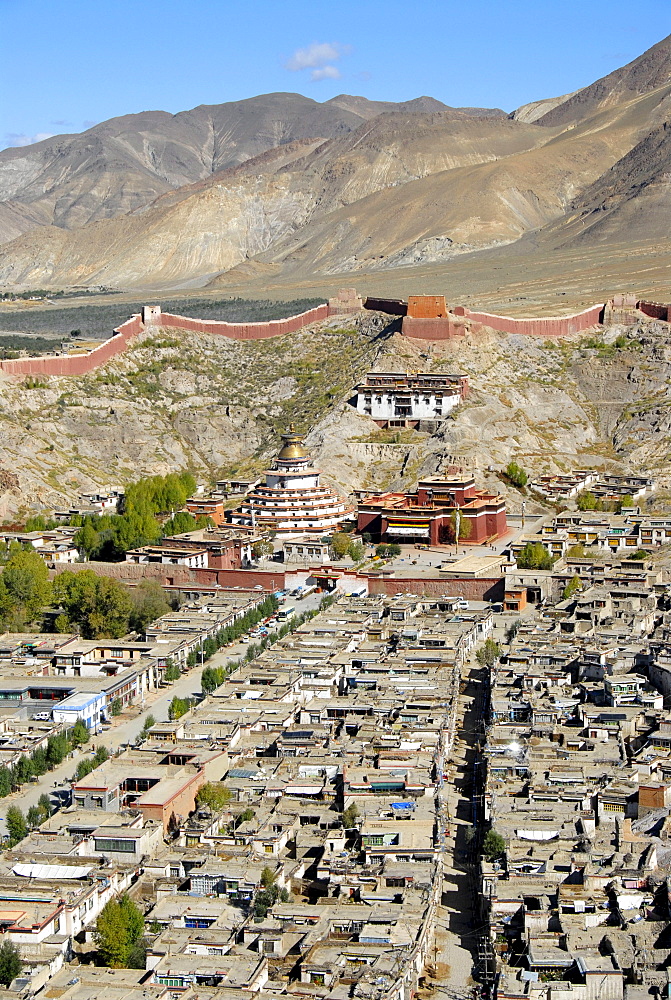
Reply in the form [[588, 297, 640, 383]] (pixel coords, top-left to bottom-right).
[[229, 425, 354, 536]]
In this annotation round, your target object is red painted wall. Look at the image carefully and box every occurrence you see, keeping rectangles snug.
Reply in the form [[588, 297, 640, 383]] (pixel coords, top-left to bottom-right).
[[0, 315, 144, 377], [159, 305, 328, 341], [402, 316, 468, 340], [638, 300, 670, 322], [460, 303, 604, 337], [0, 303, 331, 379]]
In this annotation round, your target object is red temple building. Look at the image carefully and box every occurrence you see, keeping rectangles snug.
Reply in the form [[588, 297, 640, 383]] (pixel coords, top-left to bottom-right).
[[356, 471, 507, 545]]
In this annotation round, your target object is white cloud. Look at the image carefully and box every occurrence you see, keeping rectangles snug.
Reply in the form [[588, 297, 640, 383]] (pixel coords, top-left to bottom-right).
[[286, 41, 342, 71], [311, 65, 341, 81], [3, 131, 54, 148], [285, 41, 351, 81]]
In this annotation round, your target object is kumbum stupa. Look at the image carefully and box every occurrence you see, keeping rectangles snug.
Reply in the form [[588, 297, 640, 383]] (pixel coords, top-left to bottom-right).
[[229, 426, 354, 536]]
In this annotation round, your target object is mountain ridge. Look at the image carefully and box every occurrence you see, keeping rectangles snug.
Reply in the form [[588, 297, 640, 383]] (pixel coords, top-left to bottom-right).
[[1, 36, 671, 293]]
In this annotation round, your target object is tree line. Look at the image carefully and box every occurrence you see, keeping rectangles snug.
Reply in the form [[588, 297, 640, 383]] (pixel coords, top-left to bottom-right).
[[72, 471, 199, 561], [0, 543, 174, 638]]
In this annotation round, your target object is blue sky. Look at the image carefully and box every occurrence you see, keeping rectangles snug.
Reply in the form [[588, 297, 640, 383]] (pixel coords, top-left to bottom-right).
[[1, 0, 670, 149]]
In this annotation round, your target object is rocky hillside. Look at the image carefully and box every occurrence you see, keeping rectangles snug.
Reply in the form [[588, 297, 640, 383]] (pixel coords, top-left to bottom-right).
[[2, 311, 671, 520]]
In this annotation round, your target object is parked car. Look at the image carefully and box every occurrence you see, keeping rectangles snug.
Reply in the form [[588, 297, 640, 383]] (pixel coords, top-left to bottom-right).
[[32, 712, 51, 721]]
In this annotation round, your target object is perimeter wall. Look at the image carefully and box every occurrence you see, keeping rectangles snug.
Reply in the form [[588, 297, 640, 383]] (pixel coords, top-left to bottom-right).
[[0, 314, 144, 377], [0, 302, 330, 378], [3, 289, 668, 378], [452, 302, 605, 337]]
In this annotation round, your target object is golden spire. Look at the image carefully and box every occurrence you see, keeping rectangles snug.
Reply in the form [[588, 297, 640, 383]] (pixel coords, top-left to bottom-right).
[[278, 424, 308, 461]]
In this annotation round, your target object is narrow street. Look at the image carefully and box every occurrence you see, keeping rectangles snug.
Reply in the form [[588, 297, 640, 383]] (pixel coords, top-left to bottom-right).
[[426, 653, 488, 997]]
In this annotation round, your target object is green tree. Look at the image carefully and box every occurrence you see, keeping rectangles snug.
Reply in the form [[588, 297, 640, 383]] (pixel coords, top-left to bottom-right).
[[71, 720, 90, 746], [577, 491, 602, 511], [196, 782, 232, 812], [95, 894, 144, 968], [164, 660, 180, 683], [254, 881, 288, 918], [129, 580, 170, 633], [618, 494, 634, 511], [0, 939, 22, 987], [110, 697, 122, 716], [119, 894, 144, 945], [562, 574, 582, 600], [260, 866, 276, 888], [342, 803, 359, 828], [331, 532, 352, 559], [24, 514, 57, 531], [141, 714, 156, 737], [482, 828, 506, 860], [30, 747, 48, 776], [163, 511, 198, 537], [75, 520, 101, 559], [27, 805, 42, 828], [6, 805, 27, 845], [0, 548, 51, 626], [75, 758, 95, 781], [38, 793, 52, 818], [476, 638, 501, 667], [348, 540, 364, 562], [46, 732, 70, 767], [168, 696, 190, 720], [516, 542, 554, 570], [566, 542, 586, 558], [506, 461, 528, 488], [201, 666, 225, 694], [251, 539, 274, 560], [11, 757, 33, 788], [94, 746, 109, 765], [0, 768, 10, 798], [53, 570, 134, 639]]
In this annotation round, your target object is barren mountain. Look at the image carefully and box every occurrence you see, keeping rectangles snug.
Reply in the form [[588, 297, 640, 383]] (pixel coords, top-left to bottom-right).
[[326, 94, 506, 119], [0, 92, 491, 248], [535, 32, 671, 126], [547, 120, 671, 245], [1, 36, 671, 293]]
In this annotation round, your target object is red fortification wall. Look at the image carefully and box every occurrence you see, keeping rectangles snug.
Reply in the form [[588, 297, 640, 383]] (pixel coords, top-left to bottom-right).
[[638, 300, 670, 322], [0, 315, 144, 377], [0, 302, 330, 379], [158, 304, 329, 341], [454, 303, 605, 337], [402, 316, 470, 340]]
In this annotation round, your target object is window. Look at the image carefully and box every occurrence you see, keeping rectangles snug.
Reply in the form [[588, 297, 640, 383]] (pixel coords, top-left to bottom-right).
[[94, 838, 136, 853]]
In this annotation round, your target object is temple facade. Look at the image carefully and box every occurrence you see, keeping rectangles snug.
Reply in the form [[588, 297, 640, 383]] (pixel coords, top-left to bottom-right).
[[352, 371, 469, 428], [228, 427, 354, 536], [356, 471, 507, 545]]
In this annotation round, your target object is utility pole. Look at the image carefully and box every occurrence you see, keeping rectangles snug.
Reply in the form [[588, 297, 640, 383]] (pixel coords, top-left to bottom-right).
[[455, 509, 461, 555]]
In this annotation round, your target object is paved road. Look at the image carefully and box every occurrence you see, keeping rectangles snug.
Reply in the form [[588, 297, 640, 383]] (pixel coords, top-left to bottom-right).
[[0, 592, 325, 835]]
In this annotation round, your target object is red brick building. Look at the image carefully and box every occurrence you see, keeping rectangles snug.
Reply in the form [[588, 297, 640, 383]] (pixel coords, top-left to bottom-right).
[[356, 472, 507, 545]]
